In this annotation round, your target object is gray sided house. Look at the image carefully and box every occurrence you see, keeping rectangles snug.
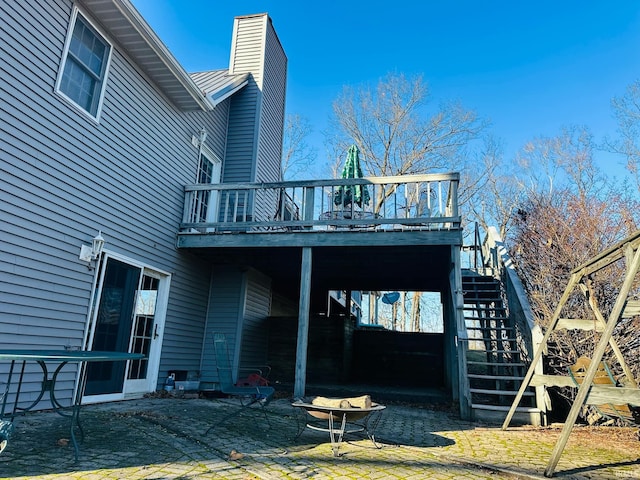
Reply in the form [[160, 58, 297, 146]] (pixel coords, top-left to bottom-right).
[[1, 1, 286, 406]]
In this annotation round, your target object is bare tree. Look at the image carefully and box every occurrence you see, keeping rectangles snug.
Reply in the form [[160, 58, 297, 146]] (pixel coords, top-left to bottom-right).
[[462, 136, 519, 240], [326, 73, 491, 199], [281, 114, 317, 180], [326, 73, 495, 330], [608, 80, 640, 190], [508, 128, 640, 414]]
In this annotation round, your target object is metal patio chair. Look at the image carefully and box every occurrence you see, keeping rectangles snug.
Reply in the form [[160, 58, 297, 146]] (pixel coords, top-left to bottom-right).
[[204, 333, 275, 434], [0, 382, 14, 455]]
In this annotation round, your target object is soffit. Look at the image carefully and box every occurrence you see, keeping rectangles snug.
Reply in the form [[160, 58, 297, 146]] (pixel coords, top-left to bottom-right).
[[80, 0, 211, 111]]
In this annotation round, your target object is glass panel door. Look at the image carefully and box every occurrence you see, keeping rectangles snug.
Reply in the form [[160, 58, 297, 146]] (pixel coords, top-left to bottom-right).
[[85, 258, 140, 395], [84, 256, 170, 401], [192, 149, 222, 231], [126, 275, 158, 381]]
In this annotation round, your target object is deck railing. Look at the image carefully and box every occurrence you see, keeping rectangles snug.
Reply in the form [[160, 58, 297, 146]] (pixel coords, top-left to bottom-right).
[[180, 173, 460, 233]]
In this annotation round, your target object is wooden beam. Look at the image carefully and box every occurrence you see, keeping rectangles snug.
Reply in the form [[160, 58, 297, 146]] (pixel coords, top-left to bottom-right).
[[530, 374, 575, 388], [586, 385, 640, 406], [177, 229, 463, 249], [294, 247, 312, 399], [571, 229, 640, 276], [555, 318, 603, 331], [622, 299, 640, 318], [583, 287, 638, 388]]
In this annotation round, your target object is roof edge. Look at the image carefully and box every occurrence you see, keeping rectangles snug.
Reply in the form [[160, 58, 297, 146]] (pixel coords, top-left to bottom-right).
[[206, 73, 250, 107], [108, 0, 213, 111]]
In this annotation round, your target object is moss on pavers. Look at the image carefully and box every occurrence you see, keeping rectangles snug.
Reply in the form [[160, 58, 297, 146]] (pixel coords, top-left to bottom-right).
[[0, 397, 638, 479]]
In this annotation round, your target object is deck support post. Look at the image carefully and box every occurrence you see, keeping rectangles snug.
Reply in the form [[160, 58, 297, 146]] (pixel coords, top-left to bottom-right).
[[294, 247, 312, 398]]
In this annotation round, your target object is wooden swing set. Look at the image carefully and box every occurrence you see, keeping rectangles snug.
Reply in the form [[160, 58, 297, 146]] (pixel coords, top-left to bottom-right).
[[502, 229, 640, 477]]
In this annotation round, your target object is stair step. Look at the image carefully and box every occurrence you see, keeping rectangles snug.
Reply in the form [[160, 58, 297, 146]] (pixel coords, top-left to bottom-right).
[[463, 304, 505, 308], [462, 287, 502, 300], [463, 308, 506, 314], [462, 277, 498, 283], [463, 297, 503, 301], [468, 349, 520, 354], [470, 388, 534, 396], [467, 361, 526, 367], [468, 374, 525, 381], [465, 323, 508, 326], [467, 338, 518, 343], [466, 336, 515, 341], [466, 326, 513, 331], [471, 404, 540, 413]]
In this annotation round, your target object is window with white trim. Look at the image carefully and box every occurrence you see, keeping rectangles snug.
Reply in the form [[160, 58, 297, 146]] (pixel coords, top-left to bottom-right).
[[57, 9, 111, 118]]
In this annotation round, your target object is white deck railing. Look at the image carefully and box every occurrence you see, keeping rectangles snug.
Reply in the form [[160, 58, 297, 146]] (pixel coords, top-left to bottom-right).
[[180, 173, 460, 232]]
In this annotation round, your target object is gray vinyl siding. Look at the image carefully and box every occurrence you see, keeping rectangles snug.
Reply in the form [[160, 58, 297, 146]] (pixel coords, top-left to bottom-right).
[[253, 20, 287, 221], [224, 15, 264, 186], [200, 266, 245, 384], [224, 14, 286, 225], [223, 92, 258, 183], [199, 267, 271, 385], [239, 269, 272, 369], [0, 1, 227, 405]]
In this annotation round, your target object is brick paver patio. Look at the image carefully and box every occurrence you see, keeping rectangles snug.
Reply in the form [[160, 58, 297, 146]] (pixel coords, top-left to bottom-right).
[[0, 396, 638, 479]]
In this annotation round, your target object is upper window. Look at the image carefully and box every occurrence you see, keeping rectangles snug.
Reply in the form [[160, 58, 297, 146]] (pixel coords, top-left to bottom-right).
[[57, 9, 111, 119]]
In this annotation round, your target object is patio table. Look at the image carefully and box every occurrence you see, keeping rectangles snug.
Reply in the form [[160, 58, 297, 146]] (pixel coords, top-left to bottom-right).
[[0, 349, 143, 460]]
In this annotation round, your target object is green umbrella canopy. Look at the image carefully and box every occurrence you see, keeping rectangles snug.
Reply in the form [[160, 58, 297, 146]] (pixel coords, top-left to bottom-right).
[[334, 145, 371, 208]]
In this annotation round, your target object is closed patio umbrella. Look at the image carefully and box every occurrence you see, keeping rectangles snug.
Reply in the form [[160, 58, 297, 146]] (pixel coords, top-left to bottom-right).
[[334, 145, 370, 208]]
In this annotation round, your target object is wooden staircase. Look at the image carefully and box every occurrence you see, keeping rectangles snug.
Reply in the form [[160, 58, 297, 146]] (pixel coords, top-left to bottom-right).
[[462, 271, 541, 424]]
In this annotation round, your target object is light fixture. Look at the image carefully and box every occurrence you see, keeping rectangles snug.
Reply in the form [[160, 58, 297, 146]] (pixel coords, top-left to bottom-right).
[[198, 127, 207, 145], [79, 230, 105, 265], [91, 231, 105, 260]]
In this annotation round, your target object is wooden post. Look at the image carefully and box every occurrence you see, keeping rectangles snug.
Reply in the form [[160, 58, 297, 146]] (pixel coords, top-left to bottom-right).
[[452, 244, 471, 420], [303, 186, 315, 230], [294, 247, 312, 399]]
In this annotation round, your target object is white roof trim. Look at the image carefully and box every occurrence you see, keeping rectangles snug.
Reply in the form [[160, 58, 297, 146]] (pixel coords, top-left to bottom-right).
[[206, 74, 250, 107], [112, 0, 212, 110], [82, 0, 213, 111]]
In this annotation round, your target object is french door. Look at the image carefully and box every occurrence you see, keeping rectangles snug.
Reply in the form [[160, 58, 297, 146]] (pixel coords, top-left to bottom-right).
[[192, 147, 222, 231], [83, 255, 170, 402]]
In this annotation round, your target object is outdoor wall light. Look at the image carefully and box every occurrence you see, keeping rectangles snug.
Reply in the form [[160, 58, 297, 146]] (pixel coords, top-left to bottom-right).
[[79, 230, 105, 266], [198, 128, 207, 144], [91, 230, 105, 259], [191, 128, 208, 148]]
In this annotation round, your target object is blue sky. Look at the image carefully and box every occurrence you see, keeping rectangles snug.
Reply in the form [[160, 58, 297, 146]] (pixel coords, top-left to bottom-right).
[[131, 1, 640, 176]]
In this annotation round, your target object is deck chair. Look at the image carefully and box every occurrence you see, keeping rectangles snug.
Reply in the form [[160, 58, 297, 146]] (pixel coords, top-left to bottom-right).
[[0, 419, 12, 454], [204, 333, 275, 434], [568, 356, 637, 425]]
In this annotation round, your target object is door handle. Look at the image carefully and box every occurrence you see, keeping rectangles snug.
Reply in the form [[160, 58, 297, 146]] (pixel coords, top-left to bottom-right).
[[153, 324, 159, 340]]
